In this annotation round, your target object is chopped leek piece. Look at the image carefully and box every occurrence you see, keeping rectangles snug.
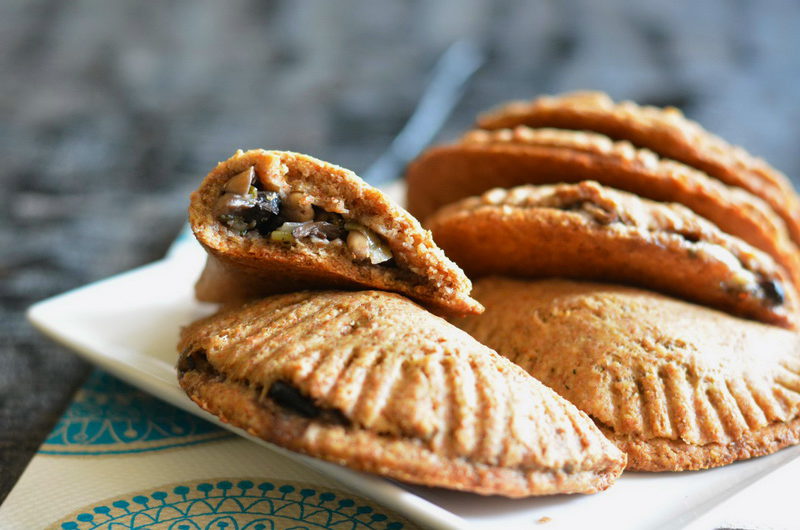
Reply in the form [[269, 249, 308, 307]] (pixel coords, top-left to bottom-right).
[[270, 230, 295, 243], [270, 222, 306, 243]]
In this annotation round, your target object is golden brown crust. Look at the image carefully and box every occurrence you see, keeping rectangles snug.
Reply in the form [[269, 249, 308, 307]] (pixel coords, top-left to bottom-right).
[[426, 181, 799, 329], [451, 278, 800, 471], [190, 149, 481, 316], [405, 126, 800, 293], [475, 91, 800, 245], [177, 290, 626, 496], [602, 418, 800, 471]]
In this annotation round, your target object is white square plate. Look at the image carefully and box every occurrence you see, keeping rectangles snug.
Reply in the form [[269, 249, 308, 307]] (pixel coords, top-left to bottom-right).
[[27, 213, 800, 530]]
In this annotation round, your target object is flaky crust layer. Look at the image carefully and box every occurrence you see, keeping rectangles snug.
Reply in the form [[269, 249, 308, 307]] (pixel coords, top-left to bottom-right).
[[427, 181, 799, 329], [452, 278, 800, 471], [177, 290, 626, 496], [190, 149, 481, 316], [404, 127, 800, 295], [476, 91, 800, 245]]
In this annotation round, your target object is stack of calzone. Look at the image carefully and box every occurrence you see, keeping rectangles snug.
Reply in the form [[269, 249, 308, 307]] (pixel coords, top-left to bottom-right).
[[407, 91, 800, 471], [178, 92, 800, 501], [180, 148, 626, 497]]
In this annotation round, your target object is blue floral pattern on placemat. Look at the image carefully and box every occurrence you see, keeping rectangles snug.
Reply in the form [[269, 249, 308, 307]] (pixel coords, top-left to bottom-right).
[[41, 370, 231, 455], [53, 478, 414, 529]]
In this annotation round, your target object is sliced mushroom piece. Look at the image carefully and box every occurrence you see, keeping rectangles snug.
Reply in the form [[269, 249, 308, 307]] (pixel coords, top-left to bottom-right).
[[224, 167, 255, 195]]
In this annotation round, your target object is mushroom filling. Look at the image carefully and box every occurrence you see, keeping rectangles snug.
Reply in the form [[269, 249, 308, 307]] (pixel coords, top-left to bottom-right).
[[265, 380, 349, 425], [760, 279, 785, 306], [552, 199, 786, 308], [722, 271, 786, 307], [267, 380, 321, 418], [675, 237, 785, 307], [178, 348, 216, 378], [214, 166, 393, 265], [179, 350, 348, 425]]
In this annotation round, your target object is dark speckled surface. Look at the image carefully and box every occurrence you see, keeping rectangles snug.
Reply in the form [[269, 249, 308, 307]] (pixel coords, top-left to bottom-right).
[[2, 0, 800, 501]]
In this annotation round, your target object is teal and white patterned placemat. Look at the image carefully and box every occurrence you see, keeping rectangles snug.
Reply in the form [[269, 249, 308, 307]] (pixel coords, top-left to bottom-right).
[[0, 370, 417, 530]]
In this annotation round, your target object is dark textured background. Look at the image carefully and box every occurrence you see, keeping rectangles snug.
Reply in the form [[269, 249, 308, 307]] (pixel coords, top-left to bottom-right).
[[2, 0, 800, 502]]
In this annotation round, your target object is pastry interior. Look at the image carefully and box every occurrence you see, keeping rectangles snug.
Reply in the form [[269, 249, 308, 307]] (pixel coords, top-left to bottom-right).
[[212, 164, 397, 268], [191, 150, 481, 315]]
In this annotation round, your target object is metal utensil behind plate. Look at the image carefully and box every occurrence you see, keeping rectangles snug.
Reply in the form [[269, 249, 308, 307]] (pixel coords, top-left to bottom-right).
[[361, 39, 483, 185]]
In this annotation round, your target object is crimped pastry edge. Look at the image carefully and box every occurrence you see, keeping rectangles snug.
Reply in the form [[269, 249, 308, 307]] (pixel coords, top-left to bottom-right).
[[178, 367, 625, 497]]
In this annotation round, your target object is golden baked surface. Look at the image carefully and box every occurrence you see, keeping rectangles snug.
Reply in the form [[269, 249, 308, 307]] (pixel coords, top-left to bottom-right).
[[405, 126, 800, 295], [190, 149, 481, 316], [475, 91, 800, 245], [452, 277, 800, 471], [427, 181, 798, 329], [177, 290, 626, 496]]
